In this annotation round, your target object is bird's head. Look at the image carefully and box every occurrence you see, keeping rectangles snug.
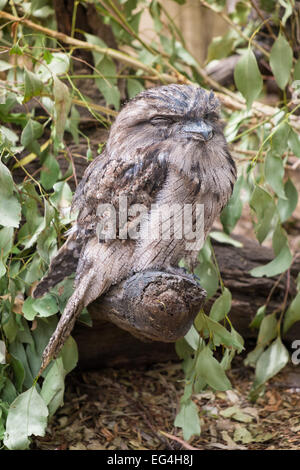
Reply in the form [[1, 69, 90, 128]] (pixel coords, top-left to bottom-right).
[[106, 85, 229, 171]]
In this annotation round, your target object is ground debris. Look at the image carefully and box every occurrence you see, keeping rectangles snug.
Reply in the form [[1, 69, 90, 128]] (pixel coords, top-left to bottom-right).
[[33, 358, 300, 450]]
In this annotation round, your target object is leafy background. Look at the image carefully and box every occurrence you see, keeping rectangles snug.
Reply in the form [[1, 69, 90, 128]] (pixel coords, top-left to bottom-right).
[[0, 0, 300, 448]]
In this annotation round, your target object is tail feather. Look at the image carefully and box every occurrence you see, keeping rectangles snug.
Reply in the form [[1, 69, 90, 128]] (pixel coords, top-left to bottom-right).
[[33, 232, 81, 298], [39, 291, 84, 375], [38, 237, 134, 374], [38, 264, 110, 375]]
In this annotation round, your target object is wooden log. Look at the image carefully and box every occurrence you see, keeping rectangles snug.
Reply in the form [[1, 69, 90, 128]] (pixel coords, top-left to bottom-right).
[[91, 270, 206, 343], [73, 235, 300, 369]]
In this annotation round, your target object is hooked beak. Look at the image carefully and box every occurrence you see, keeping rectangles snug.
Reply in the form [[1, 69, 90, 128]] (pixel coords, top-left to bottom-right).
[[182, 119, 214, 142]]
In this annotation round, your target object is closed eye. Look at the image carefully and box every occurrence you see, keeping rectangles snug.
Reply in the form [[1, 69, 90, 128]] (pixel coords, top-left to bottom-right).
[[150, 116, 174, 125]]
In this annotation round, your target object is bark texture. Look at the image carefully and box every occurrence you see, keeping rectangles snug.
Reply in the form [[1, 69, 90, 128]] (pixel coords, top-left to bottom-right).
[[73, 236, 300, 369]]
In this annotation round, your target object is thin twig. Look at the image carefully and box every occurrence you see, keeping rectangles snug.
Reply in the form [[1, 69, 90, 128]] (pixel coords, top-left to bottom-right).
[[159, 431, 200, 450], [250, 0, 277, 40]]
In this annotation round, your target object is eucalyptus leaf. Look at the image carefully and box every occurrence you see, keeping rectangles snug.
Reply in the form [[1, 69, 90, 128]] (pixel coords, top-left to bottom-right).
[[53, 76, 71, 142], [0, 0, 8, 10], [250, 243, 292, 277], [41, 358, 65, 417], [32, 295, 59, 317], [36, 53, 70, 82], [294, 58, 300, 81], [234, 48, 263, 109], [271, 121, 291, 156], [252, 337, 289, 392], [4, 386, 48, 450], [210, 231, 243, 248], [209, 287, 232, 322], [174, 399, 201, 441], [195, 346, 232, 391], [0, 160, 21, 228], [127, 78, 144, 99], [60, 336, 78, 374], [264, 151, 286, 199], [220, 175, 244, 234], [277, 179, 298, 223], [40, 153, 60, 190], [288, 128, 300, 158], [270, 35, 293, 89], [249, 305, 266, 329], [249, 185, 277, 244], [20, 119, 43, 149], [193, 239, 219, 298], [283, 289, 300, 334], [23, 68, 44, 103]]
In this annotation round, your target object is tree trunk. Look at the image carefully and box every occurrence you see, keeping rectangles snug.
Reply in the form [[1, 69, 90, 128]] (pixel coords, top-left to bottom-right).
[[74, 235, 300, 369]]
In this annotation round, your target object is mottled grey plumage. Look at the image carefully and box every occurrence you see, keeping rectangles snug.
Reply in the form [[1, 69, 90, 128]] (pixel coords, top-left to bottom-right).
[[34, 84, 236, 374]]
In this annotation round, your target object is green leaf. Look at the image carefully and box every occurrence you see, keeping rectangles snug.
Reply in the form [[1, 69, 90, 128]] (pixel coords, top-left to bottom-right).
[[23, 68, 44, 103], [22, 297, 36, 321], [220, 175, 244, 234], [288, 128, 300, 158], [174, 399, 200, 441], [277, 179, 298, 223], [234, 48, 263, 109], [257, 312, 278, 347], [27, 317, 57, 378], [184, 325, 200, 350], [283, 276, 300, 333], [175, 337, 194, 359], [20, 119, 43, 149], [95, 57, 120, 110], [41, 358, 65, 417], [0, 226, 13, 259], [9, 354, 25, 393], [250, 185, 277, 244], [0, 160, 21, 228], [209, 287, 232, 322], [0, 196, 21, 228], [32, 295, 59, 317], [0, 0, 8, 10], [60, 336, 78, 373], [249, 305, 266, 329], [264, 151, 286, 199], [9, 341, 34, 389], [83, 33, 106, 66], [196, 312, 244, 351], [250, 225, 292, 277], [195, 346, 232, 391], [32, 5, 54, 18], [65, 105, 80, 145], [36, 52, 70, 82], [210, 231, 243, 248], [294, 58, 300, 81], [53, 75, 71, 142], [40, 153, 60, 190], [279, 0, 293, 26], [270, 34, 293, 89], [9, 44, 23, 56], [127, 78, 144, 99], [251, 337, 289, 393], [0, 159, 15, 196], [193, 239, 219, 298], [4, 386, 48, 450], [272, 121, 291, 156], [207, 30, 236, 62]]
